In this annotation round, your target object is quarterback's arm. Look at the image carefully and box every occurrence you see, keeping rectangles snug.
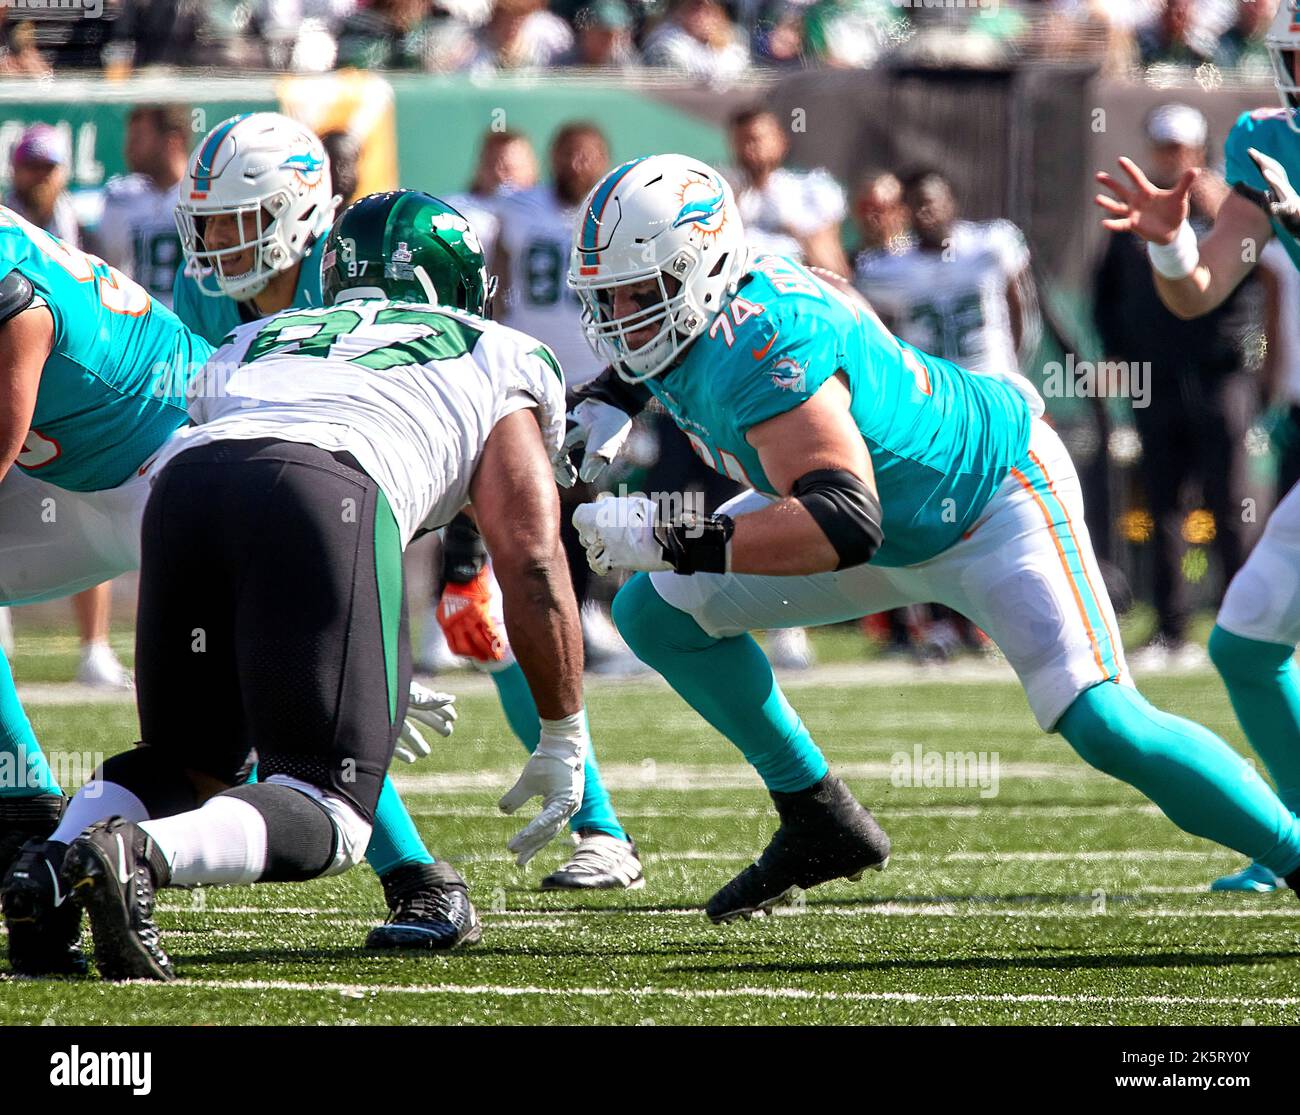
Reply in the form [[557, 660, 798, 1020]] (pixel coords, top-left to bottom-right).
[[0, 300, 54, 481], [734, 373, 880, 575], [1095, 157, 1270, 319]]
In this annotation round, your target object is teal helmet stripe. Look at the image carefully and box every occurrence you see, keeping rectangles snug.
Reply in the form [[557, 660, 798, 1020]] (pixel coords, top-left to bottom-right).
[[193, 113, 251, 193], [579, 157, 648, 270]]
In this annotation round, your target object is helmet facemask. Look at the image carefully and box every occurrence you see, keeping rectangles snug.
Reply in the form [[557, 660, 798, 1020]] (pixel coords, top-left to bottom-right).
[[175, 187, 313, 302], [575, 247, 738, 383]]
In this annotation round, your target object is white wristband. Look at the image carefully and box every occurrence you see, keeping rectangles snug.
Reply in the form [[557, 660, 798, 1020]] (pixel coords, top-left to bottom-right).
[[537, 710, 589, 765], [1146, 220, 1199, 280]]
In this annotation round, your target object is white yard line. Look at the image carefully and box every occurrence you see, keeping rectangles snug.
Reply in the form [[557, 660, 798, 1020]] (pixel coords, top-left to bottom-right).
[[148, 978, 1300, 1009]]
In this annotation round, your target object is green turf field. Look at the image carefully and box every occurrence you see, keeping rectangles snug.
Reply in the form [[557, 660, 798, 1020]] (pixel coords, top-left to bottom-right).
[[3, 643, 1299, 1027]]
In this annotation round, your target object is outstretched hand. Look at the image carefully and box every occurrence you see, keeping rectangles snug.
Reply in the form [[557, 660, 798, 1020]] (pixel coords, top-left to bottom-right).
[[1094, 157, 1197, 245]]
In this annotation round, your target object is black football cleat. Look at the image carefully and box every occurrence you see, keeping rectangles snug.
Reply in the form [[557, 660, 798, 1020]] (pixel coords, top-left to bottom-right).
[[366, 861, 481, 951], [541, 830, 646, 891], [0, 793, 66, 881], [706, 774, 890, 924], [61, 818, 175, 982], [2, 839, 86, 976]]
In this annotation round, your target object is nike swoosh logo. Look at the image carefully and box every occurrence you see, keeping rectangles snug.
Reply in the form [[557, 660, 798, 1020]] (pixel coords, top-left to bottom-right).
[[44, 859, 65, 906], [751, 332, 778, 361], [114, 833, 132, 886]]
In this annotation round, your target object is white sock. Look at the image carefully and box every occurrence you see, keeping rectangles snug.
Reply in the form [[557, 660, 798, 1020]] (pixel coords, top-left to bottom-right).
[[140, 796, 268, 886], [50, 781, 147, 845]]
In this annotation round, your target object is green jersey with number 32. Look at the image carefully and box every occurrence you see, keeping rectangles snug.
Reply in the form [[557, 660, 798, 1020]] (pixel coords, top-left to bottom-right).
[[153, 298, 567, 544]]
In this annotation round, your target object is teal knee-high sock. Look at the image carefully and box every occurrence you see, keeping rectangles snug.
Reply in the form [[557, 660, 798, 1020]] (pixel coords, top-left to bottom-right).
[[613, 573, 829, 793], [0, 647, 58, 798], [490, 660, 625, 840], [1208, 625, 1300, 814], [364, 774, 435, 876], [1058, 680, 1300, 877]]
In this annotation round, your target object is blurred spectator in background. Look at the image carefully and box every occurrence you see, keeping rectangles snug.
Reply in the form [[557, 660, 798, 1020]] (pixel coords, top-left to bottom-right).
[[0, 20, 51, 77], [1136, 0, 1215, 67], [726, 106, 849, 276], [563, 0, 639, 66], [335, 0, 474, 70], [752, 0, 803, 67], [1213, 0, 1277, 71], [644, 0, 749, 85], [857, 167, 1037, 379], [321, 129, 362, 206], [4, 125, 79, 247], [850, 169, 911, 261], [1091, 103, 1264, 670], [109, 0, 213, 68], [444, 128, 539, 267], [801, 0, 909, 68], [96, 103, 188, 308], [467, 0, 573, 69]]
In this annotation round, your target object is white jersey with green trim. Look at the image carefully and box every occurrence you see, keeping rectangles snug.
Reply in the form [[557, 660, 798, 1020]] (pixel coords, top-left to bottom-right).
[[152, 297, 566, 545]]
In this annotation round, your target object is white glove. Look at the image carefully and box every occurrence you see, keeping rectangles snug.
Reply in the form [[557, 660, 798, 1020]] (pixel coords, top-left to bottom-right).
[[572, 494, 672, 576], [1248, 147, 1300, 235], [393, 682, 457, 765], [556, 398, 634, 489], [497, 712, 588, 867]]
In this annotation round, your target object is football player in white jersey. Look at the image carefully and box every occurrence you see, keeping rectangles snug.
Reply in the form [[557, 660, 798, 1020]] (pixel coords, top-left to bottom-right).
[[856, 167, 1038, 381], [443, 127, 540, 276], [494, 121, 608, 388], [47, 191, 591, 980], [97, 104, 190, 310], [727, 106, 850, 278], [1094, 0, 1300, 894]]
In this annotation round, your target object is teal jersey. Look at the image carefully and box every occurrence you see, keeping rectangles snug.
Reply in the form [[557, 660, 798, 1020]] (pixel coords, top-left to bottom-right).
[[647, 255, 1032, 567], [171, 234, 327, 345], [0, 206, 213, 492], [1225, 107, 1300, 270]]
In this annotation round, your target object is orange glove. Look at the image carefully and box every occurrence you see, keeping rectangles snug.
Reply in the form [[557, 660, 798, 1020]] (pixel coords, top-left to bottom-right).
[[436, 566, 506, 662]]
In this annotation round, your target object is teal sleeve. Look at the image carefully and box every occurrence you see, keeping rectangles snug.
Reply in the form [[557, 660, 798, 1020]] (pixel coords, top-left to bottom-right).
[[171, 265, 194, 331], [1225, 111, 1270, 191], [728, 308, 843, 434]]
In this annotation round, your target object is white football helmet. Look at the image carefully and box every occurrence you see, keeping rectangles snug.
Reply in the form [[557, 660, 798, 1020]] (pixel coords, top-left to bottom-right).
[[175, 112, 340, 301], [567, 153, 749, 382], [1268, 2, 1300, 133]]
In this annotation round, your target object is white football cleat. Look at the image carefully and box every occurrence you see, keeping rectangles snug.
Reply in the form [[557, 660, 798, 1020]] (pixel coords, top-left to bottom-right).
[[75, 642, 133, 690], [540, 830, 646, 891], [768, 627, 815, 670]]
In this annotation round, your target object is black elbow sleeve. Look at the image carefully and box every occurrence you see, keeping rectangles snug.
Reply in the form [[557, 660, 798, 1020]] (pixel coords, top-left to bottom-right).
[[0, 270, 35, 327], [791, 468, 883, 569]]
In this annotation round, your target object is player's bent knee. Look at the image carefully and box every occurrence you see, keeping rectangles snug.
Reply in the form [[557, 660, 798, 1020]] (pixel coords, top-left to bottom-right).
[[1208, 624, 1294, 683], [613, 572, 715, 661], [1056, 682, 1148, 782]]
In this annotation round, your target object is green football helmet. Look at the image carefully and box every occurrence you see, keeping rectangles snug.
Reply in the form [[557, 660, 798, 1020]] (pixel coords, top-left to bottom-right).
[[321, 189, 495, 314]]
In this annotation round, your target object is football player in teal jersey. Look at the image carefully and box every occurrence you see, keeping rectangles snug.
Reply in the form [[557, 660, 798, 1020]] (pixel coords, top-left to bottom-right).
[[1095, 1, 1300, 895], [0, 203, 212, 971], [568, 153, 1300, 922], [172, 112, 331, 344]]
